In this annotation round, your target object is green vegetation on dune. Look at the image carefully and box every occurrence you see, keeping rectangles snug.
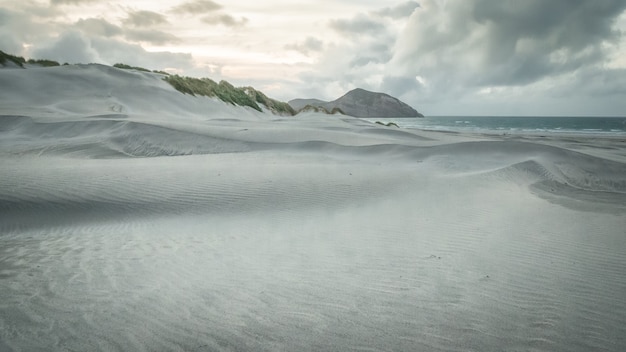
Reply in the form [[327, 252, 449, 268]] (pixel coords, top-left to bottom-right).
[[112, 63, 170, 75], [113, 63, 151, 72], [1, 51, 60, 67], [27, 59, 60, 67], [163, 75, 296, 114], [297, 104, 345, 115], [330, 107, 345, 115], [0, 50, 26, 67], [163, 75, 264, 112], [243, 87, 296, 115]]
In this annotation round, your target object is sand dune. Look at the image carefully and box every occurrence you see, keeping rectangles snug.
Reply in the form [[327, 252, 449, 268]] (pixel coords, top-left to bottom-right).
[[1, 65, 626, 351]]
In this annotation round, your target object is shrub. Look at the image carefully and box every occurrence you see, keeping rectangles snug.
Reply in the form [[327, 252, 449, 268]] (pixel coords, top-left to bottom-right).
[[27, 59, 60, 67], [330, 107, 345, 115], [0, 50, 26, 67], [375, 121, 399, 128], [113, 63, 151, 72], [298, 105, 330, 114]]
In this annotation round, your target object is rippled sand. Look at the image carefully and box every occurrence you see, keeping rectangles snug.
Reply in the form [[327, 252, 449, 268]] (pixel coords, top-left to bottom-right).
[[1, 65, 625, 351]]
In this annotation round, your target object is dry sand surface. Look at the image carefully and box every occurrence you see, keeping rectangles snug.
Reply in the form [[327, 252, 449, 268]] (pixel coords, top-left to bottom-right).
[[1, 65, 626, 351]]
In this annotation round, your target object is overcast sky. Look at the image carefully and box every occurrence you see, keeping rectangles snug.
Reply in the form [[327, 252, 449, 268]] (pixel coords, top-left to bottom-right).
[[2, 0, 626, 116]]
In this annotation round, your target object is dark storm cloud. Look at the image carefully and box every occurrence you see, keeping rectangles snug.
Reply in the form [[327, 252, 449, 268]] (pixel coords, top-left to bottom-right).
[[201, 14, 248, 27], [171, 0, 222, 14], [329, 14, 385, 36], [123, 10, 168, 27], [394, 0, 626, 88], [0, 6, 63, 55], [377, 1, 420, 19], [381, 76, 423, 97], [470, 0, 626, 85], [0, 8, 24, 49], [0, 34, 21, 54]]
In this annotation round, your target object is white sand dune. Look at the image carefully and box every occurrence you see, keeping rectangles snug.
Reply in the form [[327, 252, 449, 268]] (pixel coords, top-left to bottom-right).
[[1, 65, 626, 351]]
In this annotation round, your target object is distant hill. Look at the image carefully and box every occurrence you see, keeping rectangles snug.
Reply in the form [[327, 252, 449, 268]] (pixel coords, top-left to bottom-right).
[[289, 88, 423, 117]]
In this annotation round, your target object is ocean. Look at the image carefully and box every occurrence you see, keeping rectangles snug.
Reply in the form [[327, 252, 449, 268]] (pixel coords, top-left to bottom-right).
[[364, 116, 626, 135]]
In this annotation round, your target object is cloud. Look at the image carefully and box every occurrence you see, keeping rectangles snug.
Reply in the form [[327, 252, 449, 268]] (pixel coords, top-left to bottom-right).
[[377, 1, 420, 19], [285, 37, 323, 55], [50, 0, 99, 5], [348, 41, 392, 67], [33, 30, 101, 63], [31, 28, 194, 70], [392, 0, 626, 89], [73, 17, 180, 45], [355, 0, 626, 115], [0, 5, 62, 41], [0, 34, 21, 55], [125, 29, 181, 45], [284, 7, 409, 102], [123, 10, 168, 27], [0, 8, 27, 54], [329, 13, 385, 36], [90, 36, 194, 70], [380, 75, 423, 98], [171, 0, 222, 14], [201, 14, 248, 27], [75, 18, 122, 37]]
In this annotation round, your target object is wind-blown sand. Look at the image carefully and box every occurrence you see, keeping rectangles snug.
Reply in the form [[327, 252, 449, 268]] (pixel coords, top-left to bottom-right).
[[1, 65, 626, 351]]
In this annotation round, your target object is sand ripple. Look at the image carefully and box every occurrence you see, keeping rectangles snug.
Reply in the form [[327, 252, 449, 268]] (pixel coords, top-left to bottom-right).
[[1, 115, 625, 351]]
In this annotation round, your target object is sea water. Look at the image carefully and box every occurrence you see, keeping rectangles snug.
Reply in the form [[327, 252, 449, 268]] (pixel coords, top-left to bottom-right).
[[365, 116, 626, 135]]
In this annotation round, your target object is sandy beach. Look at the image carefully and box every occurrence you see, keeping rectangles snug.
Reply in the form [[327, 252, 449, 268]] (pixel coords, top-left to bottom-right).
[[1, 65, 626, 351]]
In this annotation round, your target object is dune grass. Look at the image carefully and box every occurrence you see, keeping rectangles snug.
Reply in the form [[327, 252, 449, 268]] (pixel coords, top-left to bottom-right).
[[163, 75, 264, 112], [27, 59, 60, 67], [113, 63, 171, 76], [243, 87, 296, 115], [298, 105, 345, 115], [0, 50, 26, 67], [110, 62, 296, 114], [113, 63, 151, 72]]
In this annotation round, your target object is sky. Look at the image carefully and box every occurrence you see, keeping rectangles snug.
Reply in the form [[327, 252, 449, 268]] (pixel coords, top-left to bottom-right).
[[1, 0, 626, 116]]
